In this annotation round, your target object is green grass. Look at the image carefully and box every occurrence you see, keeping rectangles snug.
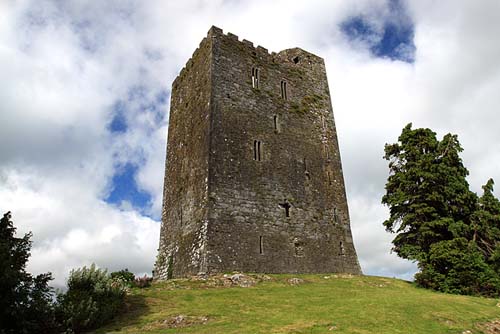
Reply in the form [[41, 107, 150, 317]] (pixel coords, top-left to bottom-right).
[[95, 274, 500, 334]]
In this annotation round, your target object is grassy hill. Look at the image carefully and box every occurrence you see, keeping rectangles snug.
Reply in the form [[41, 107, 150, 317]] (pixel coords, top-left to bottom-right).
[[95, 273, 500, 334]]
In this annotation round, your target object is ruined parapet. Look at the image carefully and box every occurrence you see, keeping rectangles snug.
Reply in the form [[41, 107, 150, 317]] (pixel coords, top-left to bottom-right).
[[154, 26, 361, 280]]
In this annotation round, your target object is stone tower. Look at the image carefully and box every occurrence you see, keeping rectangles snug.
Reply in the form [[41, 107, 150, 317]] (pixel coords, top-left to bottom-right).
[[154, 26, 361, 280]]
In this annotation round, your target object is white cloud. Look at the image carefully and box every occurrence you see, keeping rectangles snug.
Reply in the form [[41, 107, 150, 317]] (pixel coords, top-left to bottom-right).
[[2, 0, 500, 287]]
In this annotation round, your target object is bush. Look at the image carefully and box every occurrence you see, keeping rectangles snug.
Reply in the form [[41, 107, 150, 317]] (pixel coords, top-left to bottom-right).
[[133, 275, 153, 288], [111, 269, 135, 286], [57, 264, 126, 333]]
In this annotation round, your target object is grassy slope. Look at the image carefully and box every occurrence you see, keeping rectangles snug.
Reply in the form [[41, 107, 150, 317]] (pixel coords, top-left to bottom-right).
[[96, 274, 500, 334]]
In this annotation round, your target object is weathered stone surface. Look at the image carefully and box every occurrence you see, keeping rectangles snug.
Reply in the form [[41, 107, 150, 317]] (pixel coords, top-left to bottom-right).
[[154, 26, 362, 280]]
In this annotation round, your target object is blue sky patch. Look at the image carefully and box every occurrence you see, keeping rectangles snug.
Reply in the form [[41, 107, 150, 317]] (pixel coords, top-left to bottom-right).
[[340, 0, 415, 62], [106, 163, 151, 210], [109, 100, 128, 133]]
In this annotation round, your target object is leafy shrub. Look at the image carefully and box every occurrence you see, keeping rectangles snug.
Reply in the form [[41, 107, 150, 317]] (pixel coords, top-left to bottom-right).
[[133, 275, 153, 288], [57, 264, 126, 333], [111, 269, 135, 286]]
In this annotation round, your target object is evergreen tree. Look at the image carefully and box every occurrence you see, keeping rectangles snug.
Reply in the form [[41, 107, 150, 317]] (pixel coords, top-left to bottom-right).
[[382, 124, 477, 263], [473, 179, 500, 268], [0, 211, 58, 333], [415, 238, 500, 297], [382, 124, 500, 296]]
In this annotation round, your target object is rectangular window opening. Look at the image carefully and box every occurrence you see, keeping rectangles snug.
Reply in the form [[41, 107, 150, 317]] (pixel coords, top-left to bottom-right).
[[254, 140, 258, 160], [254, 140, 262, 161], [257, 141, 261, 161], [252, 67, 259, 88], [259, 236, 264, 255], [280, 80, 288, 99], [304, 158, 310, 179], [274, 115, 279, 132], [294, 240, 304, 257], [333, 208, 340, 224]]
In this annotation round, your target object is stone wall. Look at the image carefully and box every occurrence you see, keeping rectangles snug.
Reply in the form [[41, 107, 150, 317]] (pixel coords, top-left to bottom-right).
[[155, 26, 361, 279], [154, 34, 213, 279]]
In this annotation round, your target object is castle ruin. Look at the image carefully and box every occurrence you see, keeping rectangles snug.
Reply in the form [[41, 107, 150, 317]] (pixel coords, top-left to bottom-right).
[[154, 26, 361, 279]]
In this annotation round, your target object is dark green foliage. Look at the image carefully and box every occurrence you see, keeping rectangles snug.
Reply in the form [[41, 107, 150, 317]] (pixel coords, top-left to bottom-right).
[[473, 179, 500, 262], [57, 264, 126, 333], [0, 211, 58, 334], [382, 124, 477, 262], [415, 238, 500, 297], [111, 268, 135, 286], [383, 124, 500, 297]]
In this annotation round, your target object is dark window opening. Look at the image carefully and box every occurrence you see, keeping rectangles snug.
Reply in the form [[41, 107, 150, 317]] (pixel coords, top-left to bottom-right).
[[293, 56, 300, 64], [327, 171, 332, 185], [253, 140, 262, 161], [279, 199, 291, 217], [333, 208, 339, 224], [274, 115, 280, 132], [304, 158, 310, 180], [280, 80, 288, 99], [294, 238, 304, 257], [259, 236, 264, 254], [252, 67, 260, 88]]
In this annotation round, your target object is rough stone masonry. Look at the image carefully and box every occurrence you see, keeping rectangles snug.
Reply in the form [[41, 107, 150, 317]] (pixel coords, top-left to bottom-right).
[[154, 26, 362, 280]]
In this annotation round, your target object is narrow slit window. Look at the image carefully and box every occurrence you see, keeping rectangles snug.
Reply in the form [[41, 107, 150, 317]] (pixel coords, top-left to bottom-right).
[[254, 140, 257, 160], [333, 208, 339, 224], [304, 158, 310, 179], [259, 236, 264, 254], [252, 67, 260, 88], [280, 80, 288, 99], [253, 140, 262, 161], [274, 115, 279, 132], [340, 241, 345, 255], [327, 171, 332, 185]]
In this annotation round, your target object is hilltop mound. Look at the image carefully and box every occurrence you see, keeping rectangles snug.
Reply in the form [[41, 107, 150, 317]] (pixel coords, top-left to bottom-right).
[[95, 274, 500, 334]]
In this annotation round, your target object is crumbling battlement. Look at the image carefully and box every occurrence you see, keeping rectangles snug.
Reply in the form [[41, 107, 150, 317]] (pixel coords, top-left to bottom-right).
[[174, 26, 324, 88]]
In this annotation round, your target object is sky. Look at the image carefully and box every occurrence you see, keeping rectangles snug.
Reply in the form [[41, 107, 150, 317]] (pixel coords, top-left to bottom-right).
[[1, 0, 500, 288]]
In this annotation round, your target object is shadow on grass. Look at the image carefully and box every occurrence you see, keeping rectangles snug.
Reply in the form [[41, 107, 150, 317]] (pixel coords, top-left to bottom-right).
[[93, 293, 150, 333]]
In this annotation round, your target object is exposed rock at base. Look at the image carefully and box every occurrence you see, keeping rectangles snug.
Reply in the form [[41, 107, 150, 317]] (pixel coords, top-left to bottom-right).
[[288, 277, 305, 285], [161, 315, 209, 329]]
